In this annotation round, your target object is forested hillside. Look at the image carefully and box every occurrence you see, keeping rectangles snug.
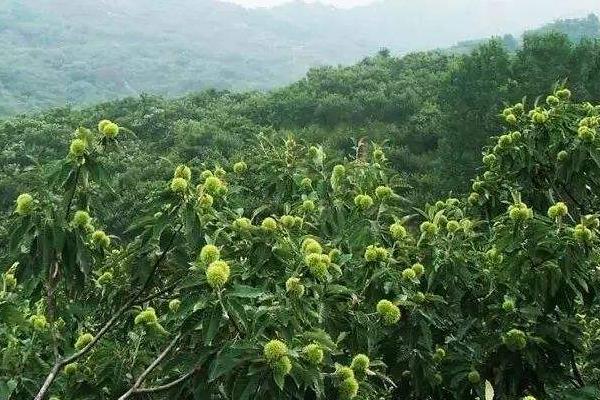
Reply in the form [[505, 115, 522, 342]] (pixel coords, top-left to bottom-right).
[[2, 27, 600, 227], [0, 0, 599, 115], [446, 14, 600, 54], [2, 56, 600, 400], [529, 13, 600, 42]]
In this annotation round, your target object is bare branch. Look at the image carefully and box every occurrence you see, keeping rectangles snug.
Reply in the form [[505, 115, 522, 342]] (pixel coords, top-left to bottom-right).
[[135, 366, 198, 394], [33, 224, 183, 400], [117, 333, 182, 400], [137, 278, 186, 304], [33, 363, 62, 400], [34, 299, 137, 400]]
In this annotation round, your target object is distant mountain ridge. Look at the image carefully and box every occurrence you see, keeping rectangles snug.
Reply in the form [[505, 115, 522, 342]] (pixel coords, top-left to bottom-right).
[[446, 14, 600, 55], [0, 0, 599, 115]]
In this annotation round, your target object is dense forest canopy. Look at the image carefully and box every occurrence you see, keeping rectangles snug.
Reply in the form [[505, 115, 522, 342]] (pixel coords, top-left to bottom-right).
[[446, 14, 600, 55], [0, 0, 599, 115], [2, 71, 600, 400], [2, 19, 600, 222]]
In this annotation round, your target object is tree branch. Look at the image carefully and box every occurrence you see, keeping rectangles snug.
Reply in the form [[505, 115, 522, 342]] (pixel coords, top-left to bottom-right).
[[571, 350, 585, 388], [46, 261, 61, 362], [137, 277, 186, 305], [135, 366, 198, 394], [117, 333, 182, 400], [65, 164, 82, 220], [44, 163, 84, 363], [33, 224, 183, 400], [559, 182, 587, 216], [216, 289, 243, 336], [134, 223, 183, 303]]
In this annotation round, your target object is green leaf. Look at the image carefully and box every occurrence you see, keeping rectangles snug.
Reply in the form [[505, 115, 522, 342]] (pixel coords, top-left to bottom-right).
[[204, 305, 222, 345], [0, 379, 17, 400], [0, 302, 25, 326], [273, 371, 285, 390], [226, 284, 265, 299], [232, 374, 261, 400], [208, 346, 251, 382], [559, 386, 600, 400]]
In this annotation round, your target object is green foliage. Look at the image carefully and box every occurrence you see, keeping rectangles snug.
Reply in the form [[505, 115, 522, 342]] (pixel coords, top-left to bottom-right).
[[1, 93, 600, 400], [529, 14, 600, 43], [11, 1, 598, 117], [2, 28, 600, 218], [2, 13, 600, 398]]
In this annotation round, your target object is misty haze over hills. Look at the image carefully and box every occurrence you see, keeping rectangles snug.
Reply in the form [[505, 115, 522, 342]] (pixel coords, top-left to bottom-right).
[[222, 0, 378, 8], [0, 0, 599, 115]]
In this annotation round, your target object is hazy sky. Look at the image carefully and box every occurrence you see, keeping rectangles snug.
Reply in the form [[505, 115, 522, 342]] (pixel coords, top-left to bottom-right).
[[222, 0, 378, 8], [222, 0, 600, 14]]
